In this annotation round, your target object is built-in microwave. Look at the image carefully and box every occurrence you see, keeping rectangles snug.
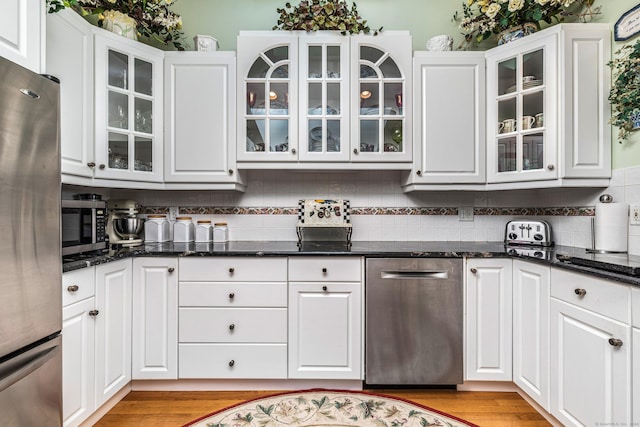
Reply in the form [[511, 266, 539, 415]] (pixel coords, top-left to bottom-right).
[[61, 199, 107, 255]]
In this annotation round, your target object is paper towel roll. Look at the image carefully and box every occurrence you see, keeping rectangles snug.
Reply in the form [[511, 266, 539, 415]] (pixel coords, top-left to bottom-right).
[[595, 202, 628, 252]]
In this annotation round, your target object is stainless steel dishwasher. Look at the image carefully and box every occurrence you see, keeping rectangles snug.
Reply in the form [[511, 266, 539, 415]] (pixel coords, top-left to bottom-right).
[[365, 258, 463, 385]]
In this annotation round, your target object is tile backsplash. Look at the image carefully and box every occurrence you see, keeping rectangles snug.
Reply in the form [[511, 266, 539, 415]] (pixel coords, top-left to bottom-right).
[[65, 167, 640, 253]]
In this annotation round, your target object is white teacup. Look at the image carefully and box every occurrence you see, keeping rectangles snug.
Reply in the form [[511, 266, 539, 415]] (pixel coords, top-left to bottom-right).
[[522, 116, 535, 130], [535, 112, 544, 128], [523, 75, 536, 83], [502, 118, 516, 133]]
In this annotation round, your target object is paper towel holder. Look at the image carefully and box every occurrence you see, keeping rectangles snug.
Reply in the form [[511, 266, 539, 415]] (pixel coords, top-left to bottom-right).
[[586, 194, 628, 254]]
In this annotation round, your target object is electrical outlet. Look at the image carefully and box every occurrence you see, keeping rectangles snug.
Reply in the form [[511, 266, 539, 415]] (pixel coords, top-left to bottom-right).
[[169, 206, 179, 221], [458, 206, 474, 222], [631, 205, 640, 225]]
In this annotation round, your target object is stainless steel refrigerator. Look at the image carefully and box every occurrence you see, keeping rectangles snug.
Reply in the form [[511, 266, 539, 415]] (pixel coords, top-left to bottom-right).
[[0, 56, 62, 425]]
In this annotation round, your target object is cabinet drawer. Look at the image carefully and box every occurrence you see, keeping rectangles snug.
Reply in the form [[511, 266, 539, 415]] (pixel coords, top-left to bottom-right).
[[179, 282, 287, 307], [551, 268, 631, 323], [179, 308, 287, 343], [632, 288, 640, 328], [179, 257, 287, 282], [178, 343, 287, 379], [289, 257, 361, 282], [62, 267, 95, 307]]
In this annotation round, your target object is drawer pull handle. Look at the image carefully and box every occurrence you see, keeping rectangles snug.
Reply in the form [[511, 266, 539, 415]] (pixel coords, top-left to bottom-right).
[[322, 267, 327, 273], [229, 293, 235, 299], [67, 285, 79, 293], [609, 338, 623, 347], [470, 268, 477, 274], [322, 285, 328, 292], [88, 310, 99, 317], [168, 267, 175, 273], [228, 360, 235, 367], [229, 267, 235, 274], [229, 324, 235, 331], [574, 288, 587, 297]]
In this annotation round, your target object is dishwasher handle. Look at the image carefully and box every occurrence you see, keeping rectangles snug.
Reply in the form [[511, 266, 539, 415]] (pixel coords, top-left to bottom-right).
[[381, 270, 449, 280]]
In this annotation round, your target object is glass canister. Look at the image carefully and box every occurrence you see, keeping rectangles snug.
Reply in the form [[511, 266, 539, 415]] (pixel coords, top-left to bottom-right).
[[144, 214, 170, 242], [173, 217, 194, 242], [195, 220, 213, 242], [213, 222, 229, 242]]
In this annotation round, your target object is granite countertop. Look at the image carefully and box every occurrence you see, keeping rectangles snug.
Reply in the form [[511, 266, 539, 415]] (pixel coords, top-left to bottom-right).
[[61, 240, 640, 287]]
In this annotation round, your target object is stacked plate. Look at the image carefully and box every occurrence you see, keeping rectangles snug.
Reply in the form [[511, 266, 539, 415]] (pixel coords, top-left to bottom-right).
[[505, 79, 543, 94]]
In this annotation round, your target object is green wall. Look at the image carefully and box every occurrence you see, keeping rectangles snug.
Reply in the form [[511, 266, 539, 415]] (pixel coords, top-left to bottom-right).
[[172, 0, 640, 169]]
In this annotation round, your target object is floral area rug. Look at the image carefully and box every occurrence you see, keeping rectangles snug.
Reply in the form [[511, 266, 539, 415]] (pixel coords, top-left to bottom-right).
[[183, 389, 478, 427]]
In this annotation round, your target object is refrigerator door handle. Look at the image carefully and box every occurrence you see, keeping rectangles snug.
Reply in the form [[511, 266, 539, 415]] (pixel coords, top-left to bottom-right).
[[381, 270, 449, 280], [0, 344, 59, 394]]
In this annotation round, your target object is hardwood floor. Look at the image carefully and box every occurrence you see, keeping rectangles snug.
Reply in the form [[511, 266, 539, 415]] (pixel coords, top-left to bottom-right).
[[93, 389, 552, 427]]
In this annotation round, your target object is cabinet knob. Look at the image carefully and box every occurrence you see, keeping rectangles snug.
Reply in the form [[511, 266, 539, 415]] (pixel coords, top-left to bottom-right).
[[229, 267, 235, 274], [322, 285, 328, 291], [574, 288, 587, 297], [416, 170, 422, 176], [470, 268, 477, 274], [88, 310, 99, 317], [99, 164, 106, 170], [609, 338, 623, 347], [67, 285, 79, 293], [228, 169, 234, 175], [229, 323, 235, 331], [229, 292, 235, 299], [322, 267, 327, 273], [353, 148, 359, 155], [547, 164, 555, 171], [291, 148, 296, 154], [168, 267, 175, 273], [87, 162, 96, 168], [228, 360, 235, 367]]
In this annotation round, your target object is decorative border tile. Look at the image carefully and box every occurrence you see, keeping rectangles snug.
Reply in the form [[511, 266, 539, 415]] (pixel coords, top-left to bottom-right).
[[140, 206, 594, 216]]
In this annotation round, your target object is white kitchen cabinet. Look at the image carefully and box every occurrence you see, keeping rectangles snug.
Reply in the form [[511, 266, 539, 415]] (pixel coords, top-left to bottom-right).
[[177, 257, 288, 379], [62, 268, 96, 427], [94, 30, 163, 182], [47, 9, 95, 179], [486, 24, 610, 188], [0, 0, 43, 73], [94, 258, 132, 408], [164, 52, 245, 189], [512, 260, 550, 410], [550, 268, 631, 427], [288, 257, 363, 380], [402, 52, 485, 191], [132, 257, 178, 380], [631, 288, 639, 426], [237, 31, 411, 169], [465, 258, 512, 381]]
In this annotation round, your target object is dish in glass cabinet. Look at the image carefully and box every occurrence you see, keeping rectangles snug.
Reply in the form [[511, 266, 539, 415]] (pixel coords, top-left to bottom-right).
[[309, 106, 338, 115], [505, 79, 543, 94], [360, 65, 377, 78]]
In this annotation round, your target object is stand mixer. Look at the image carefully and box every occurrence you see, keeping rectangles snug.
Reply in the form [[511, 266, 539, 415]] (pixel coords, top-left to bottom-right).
[[107, 199, 144, 247]]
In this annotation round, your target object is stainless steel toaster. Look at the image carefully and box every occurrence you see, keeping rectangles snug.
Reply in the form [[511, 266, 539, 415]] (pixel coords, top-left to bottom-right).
[[504, 220, 553, 246]]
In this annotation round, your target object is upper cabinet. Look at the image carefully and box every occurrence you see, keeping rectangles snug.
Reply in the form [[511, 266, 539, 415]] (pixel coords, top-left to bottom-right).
[[402, 52, 485, 191], [94, 30, 164, 182], [164, 51, 246, 190], [236, 31, 412, 169], [0, 0, 43, 73], [486, 24, 610, 189]]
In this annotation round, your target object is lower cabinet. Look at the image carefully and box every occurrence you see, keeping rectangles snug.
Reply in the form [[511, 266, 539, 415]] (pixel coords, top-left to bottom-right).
[[132, 258, 178, 379], [550, 268, 631, 427], [512, 260, 550, 410], [288, 257, 363, 380], [94, 259, 133, 408], [465, 258, 512, 381], [631, 288, 639, 426]]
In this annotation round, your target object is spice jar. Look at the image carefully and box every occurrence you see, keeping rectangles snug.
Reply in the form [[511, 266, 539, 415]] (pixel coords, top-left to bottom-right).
[[173, 217, 194, 242], [195, 220, 213, 242], [144, 214, 170, 242], [213, 222, 229, 243]]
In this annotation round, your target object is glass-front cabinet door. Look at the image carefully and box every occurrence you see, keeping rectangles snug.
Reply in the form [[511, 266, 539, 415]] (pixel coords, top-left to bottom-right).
[[486, 35, 557, 183], [298, 33, 350, 162], [94, 32, 163, 181], [351, 33, 412, 163], [237, 33, 298, 162]]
